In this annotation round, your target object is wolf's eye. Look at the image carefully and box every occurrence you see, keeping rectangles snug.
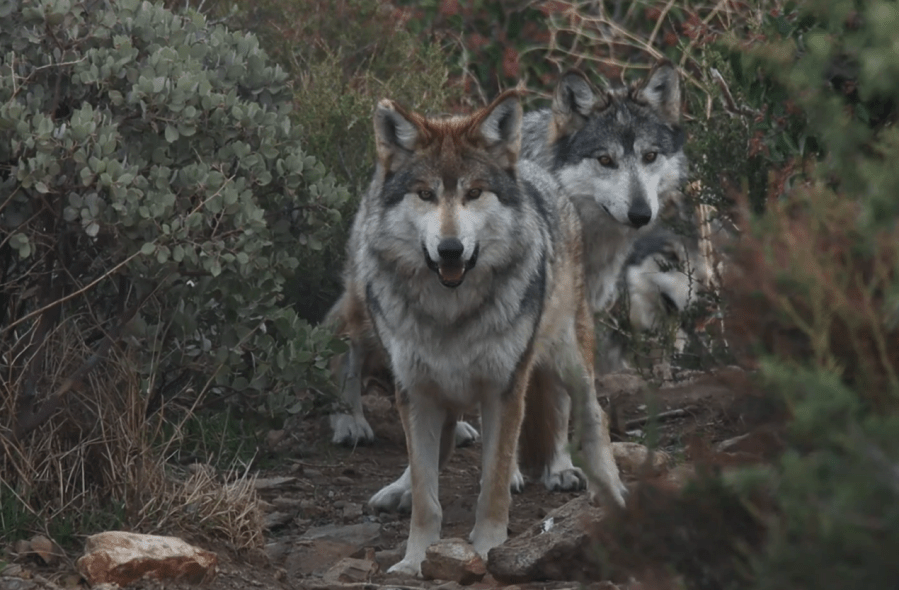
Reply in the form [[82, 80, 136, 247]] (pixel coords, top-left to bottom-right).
[[598, 155, 614, 167], [418, 190, 435, 202], [467, 188, 482, 200], [643, 151, 658, 164]]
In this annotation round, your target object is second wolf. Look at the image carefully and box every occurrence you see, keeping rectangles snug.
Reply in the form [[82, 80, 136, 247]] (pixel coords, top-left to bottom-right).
[[339, 90, 625, 574]]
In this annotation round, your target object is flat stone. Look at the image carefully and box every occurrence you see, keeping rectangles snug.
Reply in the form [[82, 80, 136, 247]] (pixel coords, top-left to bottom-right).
[[253, 476, 298, 490], [287, 523, 382, 577], [299, 522, 381, 545], [420, 539, 486, 585], [487, 496, 606, 583], [322, 557, 379, 583], [611, 442, 670, 475], [75, 531, 217, 586], [28, 535, 59, 565], [341, 502, 363, 522]]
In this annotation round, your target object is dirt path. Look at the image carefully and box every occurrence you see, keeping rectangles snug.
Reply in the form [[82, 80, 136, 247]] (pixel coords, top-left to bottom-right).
[[5, 369, 764, 590]]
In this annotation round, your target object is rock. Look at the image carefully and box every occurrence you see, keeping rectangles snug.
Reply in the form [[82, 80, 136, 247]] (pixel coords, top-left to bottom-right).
[[596, 371, 646, 395], [12, 539, 31, 557], [75, 531, 217, 586], [611, 442, 670, 475], [322, 557, 378, 583], [264, 511, 295, 530], [487, 495, 606, 583], [341, 502, 363, 522], [0, 564, 26, 577], [271, 496, 305, 510], [265, 540, 292, 564], [28, 535, 59, 565], [0, 577, 38, 590], [420, 539, 486, 585], [299, 522, 381, 545], [253, 476, 298, 490], [373, 545, 404, 571], [286, 523, 382, 577], [266, 429, 286, 449]]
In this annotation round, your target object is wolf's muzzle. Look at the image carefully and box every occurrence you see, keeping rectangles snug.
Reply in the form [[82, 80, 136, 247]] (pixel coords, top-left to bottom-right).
[[423, 240, 479, 288]]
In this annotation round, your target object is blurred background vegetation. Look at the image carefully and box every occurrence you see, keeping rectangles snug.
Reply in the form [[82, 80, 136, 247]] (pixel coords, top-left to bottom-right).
[[2, 0, 898, 586]]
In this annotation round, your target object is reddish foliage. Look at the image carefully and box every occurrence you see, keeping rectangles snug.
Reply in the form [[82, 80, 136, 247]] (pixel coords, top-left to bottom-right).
[[748, 130, 768, 157], [645, 6, 662, 21], [725, 189, 899, 408], [538, 0, 571, 16], [591, 468, 767, 590], [466, 32, 489, 52], [502, 46, 520, 79], [680, 12, 704, 40], [438, 0, 460, 17]]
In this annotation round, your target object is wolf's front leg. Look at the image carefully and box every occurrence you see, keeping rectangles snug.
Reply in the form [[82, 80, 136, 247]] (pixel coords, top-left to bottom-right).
[[388, 391, 451, 577], [330, 341, 375, 445], [470, 380, 527, 559], [579, 388, 627, 507]]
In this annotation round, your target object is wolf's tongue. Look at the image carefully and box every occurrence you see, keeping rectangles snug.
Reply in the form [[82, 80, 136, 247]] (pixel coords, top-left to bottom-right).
[[438, 265, 465, 283]]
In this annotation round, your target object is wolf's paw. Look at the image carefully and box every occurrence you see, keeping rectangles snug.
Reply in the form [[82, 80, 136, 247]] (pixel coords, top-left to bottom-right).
[[510, 466, 525, 494], [470, 523, 508, 560], [543, 467, 587, 492], [330, 412, 375, 446], [589, 479, 629, 508], [369, 481, 412, 513], [454, 420, 480, 447], [387, 556, 422, 577]]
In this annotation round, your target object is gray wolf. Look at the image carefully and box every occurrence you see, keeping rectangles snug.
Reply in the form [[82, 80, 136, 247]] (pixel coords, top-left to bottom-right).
[[605, 221, 710, 373], [521, 60, 688, 315], [330, 61, 688, 459], [342, 90, 625, 575], [515, 59, 689, 481]]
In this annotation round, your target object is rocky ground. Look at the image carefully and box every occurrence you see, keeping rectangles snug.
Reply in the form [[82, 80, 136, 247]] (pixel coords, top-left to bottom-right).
[[1, 368, 775, 590]]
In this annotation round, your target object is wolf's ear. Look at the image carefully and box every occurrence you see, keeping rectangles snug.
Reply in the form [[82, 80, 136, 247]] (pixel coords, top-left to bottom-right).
[[551, 70, 607, 137], [634, 60, 681, 124], [475, 90, 522, 170], [374, 99, 420, 171]]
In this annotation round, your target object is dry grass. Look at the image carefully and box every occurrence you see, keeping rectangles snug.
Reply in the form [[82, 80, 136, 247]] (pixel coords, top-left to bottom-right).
[[529, 0, 782, 116], [0, 317, 264, 552]]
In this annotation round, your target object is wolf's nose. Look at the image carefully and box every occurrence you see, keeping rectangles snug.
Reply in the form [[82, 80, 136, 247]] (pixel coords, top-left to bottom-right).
[[627, 202, 652, 228], [437, 238, 464, 260]]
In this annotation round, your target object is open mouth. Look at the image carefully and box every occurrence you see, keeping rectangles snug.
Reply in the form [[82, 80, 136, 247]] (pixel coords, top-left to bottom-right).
[[423, 244, 479, 288]]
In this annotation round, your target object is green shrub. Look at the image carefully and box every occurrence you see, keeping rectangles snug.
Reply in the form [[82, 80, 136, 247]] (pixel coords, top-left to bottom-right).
[[724, 2, 899, 586], [0, 0, 347, 533], [191, 0, 465, 320]]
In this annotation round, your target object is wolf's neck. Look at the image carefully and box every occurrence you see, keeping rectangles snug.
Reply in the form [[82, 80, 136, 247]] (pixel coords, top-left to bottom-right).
[[573, 198, 641, 313]]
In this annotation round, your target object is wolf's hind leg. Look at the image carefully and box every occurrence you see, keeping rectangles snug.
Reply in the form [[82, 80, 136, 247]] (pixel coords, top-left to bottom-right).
[[541, 382, 587, 491], [569, 304, 627, 507], [455, 420, 480, 447]]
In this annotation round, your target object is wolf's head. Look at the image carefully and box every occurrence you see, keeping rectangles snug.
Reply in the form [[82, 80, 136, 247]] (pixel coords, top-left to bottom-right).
[[548, 60, 686, 229], [371, 91, 524, 289]]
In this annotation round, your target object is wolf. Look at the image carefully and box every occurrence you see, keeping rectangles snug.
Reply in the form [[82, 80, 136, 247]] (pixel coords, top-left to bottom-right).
[[330, 61, 688, 455], [599, 222, 710, 373], [521, 60, 688, 314], [510, 59, 690, 483], [341, 90, 626, 575]]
